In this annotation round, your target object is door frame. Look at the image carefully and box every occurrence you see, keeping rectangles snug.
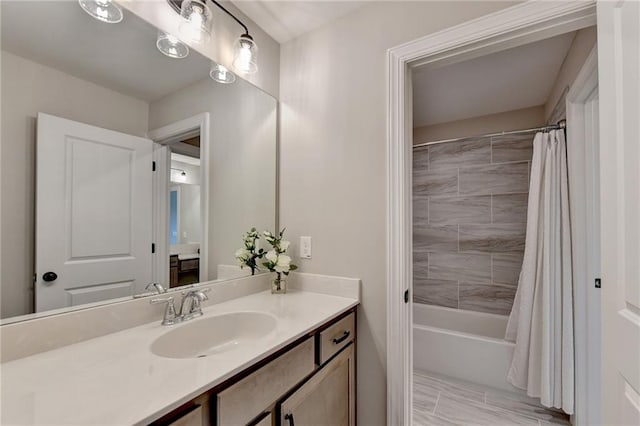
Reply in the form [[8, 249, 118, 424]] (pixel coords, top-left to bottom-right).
[[385, 2, 597, 424], [149, 112, 210, 284], [566, 47, 600, 426]]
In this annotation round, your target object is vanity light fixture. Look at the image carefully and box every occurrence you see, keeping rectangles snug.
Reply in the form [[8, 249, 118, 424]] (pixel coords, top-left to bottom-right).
[[171, 168, 187, 182], [233, 34, 258, 74], [157, 31, 190, 59], [167, 0, 258, 74], [177, 0, 212, 43], [210, 63, 236, 84], [78, 0, 123, 24]]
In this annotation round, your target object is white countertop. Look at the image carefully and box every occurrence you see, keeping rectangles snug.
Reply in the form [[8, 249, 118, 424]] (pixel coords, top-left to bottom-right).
[[1, 289, 358, 425]]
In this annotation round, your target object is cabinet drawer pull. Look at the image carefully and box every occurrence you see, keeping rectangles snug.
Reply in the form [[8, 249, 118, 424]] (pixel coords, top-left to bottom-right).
[[332, 330, 350, 345], [284, 413, 295, 426]]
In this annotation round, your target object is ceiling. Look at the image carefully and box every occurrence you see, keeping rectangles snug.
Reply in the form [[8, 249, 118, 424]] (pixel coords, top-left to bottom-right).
[[231, 0, 369, 43], [412, 32, 576, 128], [1, 1, 212, 102]]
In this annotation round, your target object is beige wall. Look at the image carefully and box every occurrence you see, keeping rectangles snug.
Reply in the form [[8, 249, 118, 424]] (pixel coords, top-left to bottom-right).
[[120, 0, 280, 98], [545, 26, 597, 120], [413, 105, 545, 145], [278, 2, 516, 423], [0, 51, 149, 319], [149, 77, 277, 278]]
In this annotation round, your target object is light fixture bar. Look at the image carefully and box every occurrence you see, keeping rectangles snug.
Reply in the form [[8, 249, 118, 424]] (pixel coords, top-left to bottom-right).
[[167, 0, 249, 35]]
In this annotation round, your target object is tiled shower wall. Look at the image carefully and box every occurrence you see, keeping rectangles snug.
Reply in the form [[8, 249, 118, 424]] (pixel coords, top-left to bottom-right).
[[412, 133, 534, 315]]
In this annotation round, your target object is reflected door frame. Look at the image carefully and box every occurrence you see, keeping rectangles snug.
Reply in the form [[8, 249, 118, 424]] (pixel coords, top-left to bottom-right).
[[149, 113, 210, 285]]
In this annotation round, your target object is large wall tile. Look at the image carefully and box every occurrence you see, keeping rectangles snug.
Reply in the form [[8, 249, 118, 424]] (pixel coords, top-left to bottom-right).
[[492, 193, 528, 223], [429, 252, 491, 283], [414, 278, 458, 308], [458, 282, 516, 315], [414, 251, 429, 279], [413, 168, 458, 196], [429, 137, 491, 169], [429, 195, 491, 224], [491, 134, 534, 163], [492, 253, 524, 286], [459, 223, 526, 253], [413, 146, 429, 170], [414, 225, 458, 252], [413, 196, 429, 224], [459, 162, 529, 195]]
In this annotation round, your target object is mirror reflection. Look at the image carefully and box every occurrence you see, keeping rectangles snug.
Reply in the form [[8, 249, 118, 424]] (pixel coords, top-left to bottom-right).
[[0, 1, 277, 321]]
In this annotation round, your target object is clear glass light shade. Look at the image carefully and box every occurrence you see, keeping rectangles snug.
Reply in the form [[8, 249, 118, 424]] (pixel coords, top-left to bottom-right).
[[157, 32, 189, 59], [178, 0, 212, 43], [209, 63, 236, 84], [232, 34, 258, 74], [78, 0, 123, 23]]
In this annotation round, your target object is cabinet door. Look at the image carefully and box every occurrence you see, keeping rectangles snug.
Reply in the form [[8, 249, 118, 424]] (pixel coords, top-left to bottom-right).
[[280, 344, 354, 426]]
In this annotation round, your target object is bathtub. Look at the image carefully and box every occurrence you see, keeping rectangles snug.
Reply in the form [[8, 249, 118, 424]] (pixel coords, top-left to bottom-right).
[[413, 303, 521, 392]]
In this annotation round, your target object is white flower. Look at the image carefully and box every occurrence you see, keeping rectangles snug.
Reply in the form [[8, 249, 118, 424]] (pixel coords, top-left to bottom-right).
[[279, 240, 290, 252], [265, 249, 278, 263], [235, 248, 251, 263], [274, 254, 291, 273]]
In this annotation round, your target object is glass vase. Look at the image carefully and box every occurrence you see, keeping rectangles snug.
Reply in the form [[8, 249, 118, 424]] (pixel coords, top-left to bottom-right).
[[271, 275, 286, 294]]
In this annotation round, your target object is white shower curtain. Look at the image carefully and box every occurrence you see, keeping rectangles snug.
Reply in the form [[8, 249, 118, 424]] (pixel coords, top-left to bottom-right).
[[505, 129, 574, 414]]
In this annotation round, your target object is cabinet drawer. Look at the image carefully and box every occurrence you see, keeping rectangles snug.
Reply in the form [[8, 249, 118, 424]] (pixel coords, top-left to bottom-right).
[[170, 256, 179, 267], [180, 259, 199, 271], [318, 313, 354, 365], [216, 338, 314, 426]]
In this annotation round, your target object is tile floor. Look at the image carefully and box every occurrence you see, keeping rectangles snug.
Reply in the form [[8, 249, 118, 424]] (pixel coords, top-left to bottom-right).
[[413, 370, 571, 426]]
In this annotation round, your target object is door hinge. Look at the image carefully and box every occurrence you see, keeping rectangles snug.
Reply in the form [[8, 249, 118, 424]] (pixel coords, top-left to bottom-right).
[[151, 243, 156, 254], [404, 289, 409, 303], [595, 278, 601, 289], [152, 161, 156, 171]]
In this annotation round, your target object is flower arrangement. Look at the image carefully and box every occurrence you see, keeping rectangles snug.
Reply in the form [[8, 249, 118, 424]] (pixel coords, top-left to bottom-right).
[[262, 228, 297, 293], [234, 228, 265, 275]]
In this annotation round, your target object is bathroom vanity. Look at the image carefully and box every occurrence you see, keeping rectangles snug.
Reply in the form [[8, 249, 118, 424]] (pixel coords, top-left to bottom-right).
[[0, 274, 360, 425], [153, 309, 356, 426]]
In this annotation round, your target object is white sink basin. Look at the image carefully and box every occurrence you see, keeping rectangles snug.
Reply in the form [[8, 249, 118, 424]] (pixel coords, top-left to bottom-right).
[[150, 312, 277, 359]]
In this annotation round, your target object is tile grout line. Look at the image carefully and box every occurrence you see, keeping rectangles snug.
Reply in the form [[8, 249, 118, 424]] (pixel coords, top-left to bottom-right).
[[432, 391, 442, 415]]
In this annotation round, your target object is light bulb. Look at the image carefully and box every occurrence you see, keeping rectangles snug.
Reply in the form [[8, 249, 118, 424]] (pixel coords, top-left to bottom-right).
[[78, 0, 123, 24], [157, 31, 189, 59], [178, 0, 211, 43], [232, 34, 258, 74], [210, 63, 236, 84]]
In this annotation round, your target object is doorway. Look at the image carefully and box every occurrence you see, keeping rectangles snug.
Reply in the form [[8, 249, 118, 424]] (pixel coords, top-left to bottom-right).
[[148, 113, 210, 287], [385, 2, 599, 425]]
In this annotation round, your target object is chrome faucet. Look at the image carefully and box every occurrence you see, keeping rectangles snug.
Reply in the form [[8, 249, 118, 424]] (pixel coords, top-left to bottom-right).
[[150, 288, 211, 325], [180, 289, 210, 320]]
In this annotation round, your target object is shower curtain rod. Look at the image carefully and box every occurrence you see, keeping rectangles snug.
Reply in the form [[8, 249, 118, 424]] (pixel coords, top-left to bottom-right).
[[413, 119, 566, 149]]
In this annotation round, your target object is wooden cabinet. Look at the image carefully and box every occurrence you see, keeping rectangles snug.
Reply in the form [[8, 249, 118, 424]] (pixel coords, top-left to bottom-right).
[[216, 338, 314, 425], [150, 309, 356, 426], [280, 344, 355, 426]]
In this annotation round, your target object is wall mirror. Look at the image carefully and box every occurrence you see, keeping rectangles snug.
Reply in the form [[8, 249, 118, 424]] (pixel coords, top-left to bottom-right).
[[0, 0, 277, 322]]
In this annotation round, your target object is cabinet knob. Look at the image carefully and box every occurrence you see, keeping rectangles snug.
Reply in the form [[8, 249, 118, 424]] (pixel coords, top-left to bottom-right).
[[42, 272, 58, 282]]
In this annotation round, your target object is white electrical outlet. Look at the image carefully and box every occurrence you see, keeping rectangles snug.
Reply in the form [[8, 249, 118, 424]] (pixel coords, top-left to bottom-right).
[[300, 236, 312, 259]]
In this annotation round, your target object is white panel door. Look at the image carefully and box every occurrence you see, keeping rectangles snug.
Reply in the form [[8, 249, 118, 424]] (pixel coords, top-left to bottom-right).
[[597, 2, 640, 424], [35, 113, 154, 312]]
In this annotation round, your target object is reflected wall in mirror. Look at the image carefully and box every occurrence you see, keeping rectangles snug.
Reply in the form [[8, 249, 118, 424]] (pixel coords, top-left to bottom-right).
[[0, 1, 277, 321]]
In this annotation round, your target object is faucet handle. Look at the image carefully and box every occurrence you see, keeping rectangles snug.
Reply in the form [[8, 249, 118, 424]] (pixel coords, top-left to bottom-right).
[[150, 296, 179, 326]]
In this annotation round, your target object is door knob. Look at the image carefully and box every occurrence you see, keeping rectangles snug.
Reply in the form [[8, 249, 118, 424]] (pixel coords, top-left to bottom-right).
[[42, 272, 58, 282]]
